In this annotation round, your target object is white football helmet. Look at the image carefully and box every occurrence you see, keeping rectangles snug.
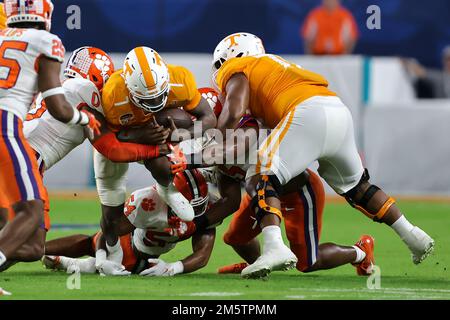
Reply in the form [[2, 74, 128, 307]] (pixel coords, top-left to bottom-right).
[[211, 32, 265, 77], [122, 47, 170, 113]]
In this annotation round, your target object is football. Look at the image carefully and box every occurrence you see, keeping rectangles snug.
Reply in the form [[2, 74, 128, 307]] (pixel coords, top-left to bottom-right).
[[154, 107, 194, 129]]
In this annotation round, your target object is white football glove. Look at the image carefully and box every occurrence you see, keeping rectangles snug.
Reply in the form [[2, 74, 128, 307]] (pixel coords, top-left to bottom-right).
[[97, 260, 131, 277], [95, 249, 130, 276], [139, 259, 184, 277]]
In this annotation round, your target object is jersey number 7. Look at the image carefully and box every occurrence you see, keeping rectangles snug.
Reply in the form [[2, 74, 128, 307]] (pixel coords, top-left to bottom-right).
[[0, 41, 28, 89]]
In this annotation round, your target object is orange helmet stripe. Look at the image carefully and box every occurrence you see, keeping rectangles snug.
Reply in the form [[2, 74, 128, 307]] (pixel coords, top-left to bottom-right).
[[134, 47, 155, 88]]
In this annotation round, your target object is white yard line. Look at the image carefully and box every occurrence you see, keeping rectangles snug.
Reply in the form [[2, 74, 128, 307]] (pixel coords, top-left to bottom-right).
[[180, 292, 244, 297], [289, 287, 450, 295]]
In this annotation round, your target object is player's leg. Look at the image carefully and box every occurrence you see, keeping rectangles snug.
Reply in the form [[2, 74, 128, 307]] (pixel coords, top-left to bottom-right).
[[220, 194, 262, 274], [0, 112, 48, 267], [94, 149, 129, 262], [144, 156, 195, 221], [45, 234, 96, 257], [316, 97, 434, 264], [242, 105, 325, 277], [43, 232, 99, 273], [284, 171, 371, 274], [0, 208, 7, 230]]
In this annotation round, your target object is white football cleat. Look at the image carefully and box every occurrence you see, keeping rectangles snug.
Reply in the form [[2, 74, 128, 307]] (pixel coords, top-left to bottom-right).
[[156, 183, 195, 221], [406, 227, 435, 264], [0, 287, 12, 296], [241, 244, 297, 279]]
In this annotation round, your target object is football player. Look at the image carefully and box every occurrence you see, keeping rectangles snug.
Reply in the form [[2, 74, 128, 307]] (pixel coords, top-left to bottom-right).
[[43, 169, 215, 277], [0, 46, 167, 272], [0, 0, 100, 270], [209, 32, 434, 278], [91, 47, 216, 266], [173, 89, 375, 278]]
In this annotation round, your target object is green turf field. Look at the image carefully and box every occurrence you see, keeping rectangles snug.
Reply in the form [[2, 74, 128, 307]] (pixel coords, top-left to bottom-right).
[[1, 198, 449, 300]]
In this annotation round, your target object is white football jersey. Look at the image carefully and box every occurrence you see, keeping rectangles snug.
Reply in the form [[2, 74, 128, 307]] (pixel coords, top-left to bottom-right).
[[23, 78, 102, 170], [0, 28, 65, 119], [125, 185, 196, 256]]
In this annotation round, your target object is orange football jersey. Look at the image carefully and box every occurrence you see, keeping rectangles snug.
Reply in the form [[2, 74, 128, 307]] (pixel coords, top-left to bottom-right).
[[102, 65, 201, 130], [216, 54, 336, 128]]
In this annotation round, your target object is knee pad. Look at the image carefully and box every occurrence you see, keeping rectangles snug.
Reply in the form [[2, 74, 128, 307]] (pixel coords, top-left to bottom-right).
[[250, 175, 283, 226], [345, 169, 395, 222]]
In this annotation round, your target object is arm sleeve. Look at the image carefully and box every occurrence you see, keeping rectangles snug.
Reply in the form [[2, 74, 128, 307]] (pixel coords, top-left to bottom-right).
[[39, 32, 65, 63], [93, 132, 160, 163]]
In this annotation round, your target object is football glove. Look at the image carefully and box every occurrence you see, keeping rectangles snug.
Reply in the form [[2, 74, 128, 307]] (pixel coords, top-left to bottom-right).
[[139, 259, 184, 277]]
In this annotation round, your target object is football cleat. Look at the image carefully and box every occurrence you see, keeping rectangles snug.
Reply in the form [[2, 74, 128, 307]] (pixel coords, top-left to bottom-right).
[[218, 262, 249, 274], [353, 235, 375, 276], [407, 227, 435, 264], [42, 255, 64, 271], [0, 287, 12, 296], [241, 244, 297, 279]]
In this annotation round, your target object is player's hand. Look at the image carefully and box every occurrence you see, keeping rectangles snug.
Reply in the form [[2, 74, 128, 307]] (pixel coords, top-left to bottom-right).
[[139, 259, 182, 277], [167, 143, 187, 174], [80, 110, 101, 138], [96, 260, 131, 277], [164, 216, 197, 240], [146, 117, 171, 145]]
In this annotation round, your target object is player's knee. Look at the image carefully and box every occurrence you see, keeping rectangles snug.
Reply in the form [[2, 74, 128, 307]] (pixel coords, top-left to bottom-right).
[[344, 169, 395, 222], [250, 175, 283, 224], [144, 156, 172, 186], [13, 200, 43, 228]]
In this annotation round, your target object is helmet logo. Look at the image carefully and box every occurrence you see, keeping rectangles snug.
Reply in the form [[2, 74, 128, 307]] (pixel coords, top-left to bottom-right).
[[225, 34, 241, 48], [124, 60, 133, 77]]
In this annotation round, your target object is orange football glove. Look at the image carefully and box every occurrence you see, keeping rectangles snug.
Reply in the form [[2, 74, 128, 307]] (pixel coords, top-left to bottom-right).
[[167, 143, 187, 174], [164, 216, 196, 240], [81, 110, 101, 136]]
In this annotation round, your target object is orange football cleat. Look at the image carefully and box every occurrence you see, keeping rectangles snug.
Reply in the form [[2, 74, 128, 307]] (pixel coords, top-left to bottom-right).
[[353, 235, 375, 276], [217, 262, 249, 274]]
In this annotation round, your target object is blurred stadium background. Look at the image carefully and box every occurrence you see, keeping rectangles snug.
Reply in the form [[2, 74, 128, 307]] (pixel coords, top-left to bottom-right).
[[45, 0, 450, 196]]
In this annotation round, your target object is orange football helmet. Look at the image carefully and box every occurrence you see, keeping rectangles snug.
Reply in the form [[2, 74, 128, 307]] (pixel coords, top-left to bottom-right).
[[64, 46, 115, 91], [173, 169, 209, 217], [4, 0, 54, 31], [198, 87, 223, 118]]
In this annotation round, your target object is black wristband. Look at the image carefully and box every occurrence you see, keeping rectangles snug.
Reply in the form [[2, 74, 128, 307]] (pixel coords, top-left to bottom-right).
[[193, 214, 209, 232]]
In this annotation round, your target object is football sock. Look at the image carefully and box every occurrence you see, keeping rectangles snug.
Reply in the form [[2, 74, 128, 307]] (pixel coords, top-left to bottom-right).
[[0, 251, 6, 267], [352, 246, 367, 263], [391, 215, 414, 240], [262, 225, 284, 251]]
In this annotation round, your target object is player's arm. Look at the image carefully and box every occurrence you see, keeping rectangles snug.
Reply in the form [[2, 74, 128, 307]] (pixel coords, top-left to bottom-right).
[[217, 73, 249, 133], [83, 107, 169, 162], [181, 228, 216, 274], [198, 172, 242, 228], [140, 228, 216, 276], [186, 97, 217, 135], [38, 57, 99, 131]]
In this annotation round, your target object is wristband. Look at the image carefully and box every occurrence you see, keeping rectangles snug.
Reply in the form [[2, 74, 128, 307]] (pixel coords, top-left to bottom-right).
[[67, 108, 82, 125], [172, 261, 184, 275], [106, 239, 121, 253], [41, 87, 64, 99]]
